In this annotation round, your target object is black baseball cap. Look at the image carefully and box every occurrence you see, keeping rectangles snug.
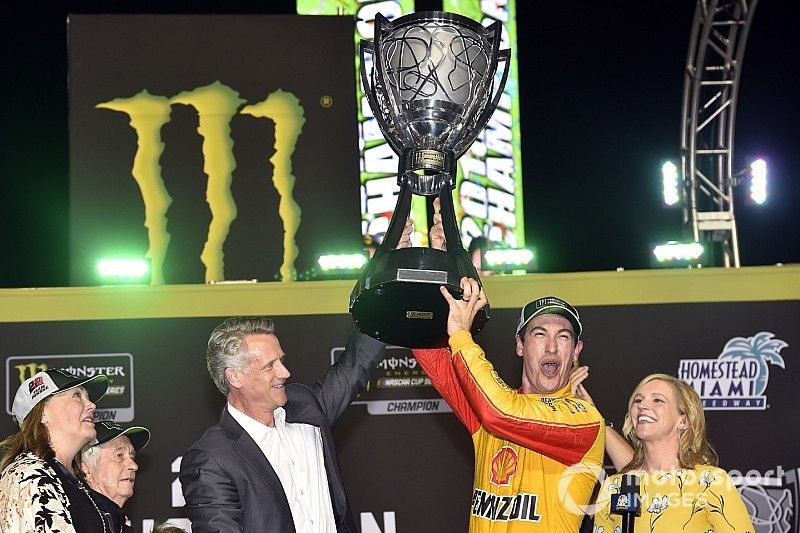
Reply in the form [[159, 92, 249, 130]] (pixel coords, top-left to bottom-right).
[[515, 296, 582, 339], [92, 421, 151, 451]]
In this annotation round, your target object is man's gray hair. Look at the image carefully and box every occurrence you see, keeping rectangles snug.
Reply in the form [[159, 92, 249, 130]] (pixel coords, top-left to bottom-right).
[[79, 441, 103, 470], [207, 316, 276, 396], [76, 439, 111, 482]]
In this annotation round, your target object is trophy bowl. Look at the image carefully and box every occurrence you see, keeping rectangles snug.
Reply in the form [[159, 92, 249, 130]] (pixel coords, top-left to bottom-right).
[[350, 11, 510, 348], [351, 247, 489, 348]]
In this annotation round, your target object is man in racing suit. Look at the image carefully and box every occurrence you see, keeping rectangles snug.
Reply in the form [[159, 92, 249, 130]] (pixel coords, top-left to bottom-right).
[[413, 277, 605, 532]]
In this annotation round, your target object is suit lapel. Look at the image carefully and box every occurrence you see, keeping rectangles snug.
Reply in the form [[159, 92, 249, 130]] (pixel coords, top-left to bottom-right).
[[218, 408, 292, 511]]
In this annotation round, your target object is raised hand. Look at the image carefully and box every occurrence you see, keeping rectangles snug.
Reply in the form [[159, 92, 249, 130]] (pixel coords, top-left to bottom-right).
[[569, 365, 595, 406], [397, 218, 414, 249], [439, 276, 487, 336], [429, 197, 447, 251]]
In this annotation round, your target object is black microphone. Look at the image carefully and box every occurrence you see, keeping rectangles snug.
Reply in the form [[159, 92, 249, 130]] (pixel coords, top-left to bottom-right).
[[610, 473, 641, 533]]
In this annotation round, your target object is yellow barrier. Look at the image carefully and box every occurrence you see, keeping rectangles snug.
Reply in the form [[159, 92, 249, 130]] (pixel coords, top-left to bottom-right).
[[0, 265, 797, 323]]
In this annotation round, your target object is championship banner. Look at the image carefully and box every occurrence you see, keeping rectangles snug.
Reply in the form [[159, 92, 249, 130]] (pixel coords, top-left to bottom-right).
[[295, 1, 432, 249], [68, 15, 362, 285], [443, 0, 525, 249]]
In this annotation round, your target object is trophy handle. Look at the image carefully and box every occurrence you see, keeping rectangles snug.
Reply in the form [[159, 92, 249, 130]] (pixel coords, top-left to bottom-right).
[[359, 40, 377, 109], [464, 48, 512, 159], [360, 37, 404, 157], [372, 181, 414, 260]]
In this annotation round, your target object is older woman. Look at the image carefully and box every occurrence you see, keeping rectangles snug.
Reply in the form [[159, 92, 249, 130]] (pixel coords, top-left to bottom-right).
[[0, 369, 108, 532], [593, 373, 754, 532]]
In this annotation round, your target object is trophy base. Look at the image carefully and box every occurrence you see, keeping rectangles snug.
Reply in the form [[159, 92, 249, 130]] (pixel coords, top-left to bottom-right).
[[350, 247, 489, 348]]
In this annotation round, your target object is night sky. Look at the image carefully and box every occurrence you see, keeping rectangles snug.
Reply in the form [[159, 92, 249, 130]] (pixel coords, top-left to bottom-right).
[[1, 1, 797, 287]]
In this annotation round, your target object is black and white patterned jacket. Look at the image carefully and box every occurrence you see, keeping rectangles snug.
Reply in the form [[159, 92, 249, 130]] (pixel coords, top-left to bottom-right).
[[0, 452, 77, 533]]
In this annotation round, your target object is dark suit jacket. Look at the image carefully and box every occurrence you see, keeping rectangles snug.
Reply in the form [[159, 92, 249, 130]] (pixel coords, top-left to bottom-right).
[[179, 329, 385, 533], [90, 488, 131, 533]]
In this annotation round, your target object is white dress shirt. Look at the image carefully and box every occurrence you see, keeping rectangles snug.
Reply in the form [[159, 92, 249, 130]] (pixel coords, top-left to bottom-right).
[[228, 403, 336, 533]]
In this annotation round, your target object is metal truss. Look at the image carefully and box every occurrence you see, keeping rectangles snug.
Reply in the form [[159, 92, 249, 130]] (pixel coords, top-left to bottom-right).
[[680, 0, 759, 267]]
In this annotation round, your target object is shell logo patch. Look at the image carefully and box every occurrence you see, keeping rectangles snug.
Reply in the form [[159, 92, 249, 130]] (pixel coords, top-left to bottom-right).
[[490, 446, 518, 486]]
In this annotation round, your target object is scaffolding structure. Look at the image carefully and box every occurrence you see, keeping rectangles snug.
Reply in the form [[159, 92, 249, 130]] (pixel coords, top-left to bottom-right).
[[680, 0, 759, 267]]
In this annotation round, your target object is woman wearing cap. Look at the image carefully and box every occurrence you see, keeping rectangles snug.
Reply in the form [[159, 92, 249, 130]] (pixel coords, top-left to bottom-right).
[[592, 374, 754, 532], [78, 421, 151, 533], [0, 369, 109, 533]]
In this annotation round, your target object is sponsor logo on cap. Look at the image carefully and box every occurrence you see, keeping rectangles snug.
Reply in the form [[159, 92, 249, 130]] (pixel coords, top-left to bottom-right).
[[536, 297, 569, 309], [28, 376, 45, 394]]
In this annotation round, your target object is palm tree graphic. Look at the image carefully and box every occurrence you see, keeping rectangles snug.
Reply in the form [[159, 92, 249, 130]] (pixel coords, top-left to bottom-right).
[[718, 332, 788, 396]]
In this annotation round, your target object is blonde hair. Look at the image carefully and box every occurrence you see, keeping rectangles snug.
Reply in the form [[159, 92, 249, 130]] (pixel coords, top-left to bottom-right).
[[0, 402, 52, 471], [621, 373, 717, 472]]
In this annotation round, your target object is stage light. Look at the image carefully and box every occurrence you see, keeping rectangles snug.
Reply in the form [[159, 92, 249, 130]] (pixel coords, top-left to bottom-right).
[[661, 161, 681, 206], [652, 241, 704, 263], [96, 259, 150, 283], [483, 248, 536, 272], [307, 252, 369, 280], [749, 158, 767, 204], [317, 253, 368, 271]]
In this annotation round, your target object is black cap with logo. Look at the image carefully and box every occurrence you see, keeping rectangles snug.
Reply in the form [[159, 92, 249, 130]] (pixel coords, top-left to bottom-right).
[[515, 296, 582, 339], [92, 421, 151, 451]]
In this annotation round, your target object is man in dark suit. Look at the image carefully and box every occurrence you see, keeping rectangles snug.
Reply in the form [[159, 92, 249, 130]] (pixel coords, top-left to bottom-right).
[[179, 316, 386, 533]]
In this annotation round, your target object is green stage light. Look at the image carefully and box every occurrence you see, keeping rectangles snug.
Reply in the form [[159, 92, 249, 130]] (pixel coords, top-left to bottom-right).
[[662, 161, 681, 206], [483, 248, 536, 273], [96, 259, 150, 283], [652, 241, 704, 263], [307, 252, 369, 280], [317, 253, 368, 271]]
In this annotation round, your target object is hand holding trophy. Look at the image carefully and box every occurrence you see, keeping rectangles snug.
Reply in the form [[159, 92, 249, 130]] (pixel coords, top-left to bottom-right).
[[349, 11, 510, 348]]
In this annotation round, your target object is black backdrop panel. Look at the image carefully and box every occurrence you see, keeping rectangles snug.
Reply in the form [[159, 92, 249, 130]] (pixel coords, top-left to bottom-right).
[[68, 15, 361, 285], [1, 299, 798, 532]]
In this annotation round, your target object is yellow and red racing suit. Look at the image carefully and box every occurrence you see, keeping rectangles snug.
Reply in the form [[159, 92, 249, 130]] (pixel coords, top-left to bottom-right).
[[413, 330, 605, 532]]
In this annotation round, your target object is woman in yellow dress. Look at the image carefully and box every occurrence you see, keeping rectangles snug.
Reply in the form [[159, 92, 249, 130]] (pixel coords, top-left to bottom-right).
[[592, 373, 754, 533]]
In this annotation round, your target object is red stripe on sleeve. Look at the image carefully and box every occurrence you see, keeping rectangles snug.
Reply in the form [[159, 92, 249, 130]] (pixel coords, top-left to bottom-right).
[[453, 355, 602, 465], [412, 348, 480, 434]]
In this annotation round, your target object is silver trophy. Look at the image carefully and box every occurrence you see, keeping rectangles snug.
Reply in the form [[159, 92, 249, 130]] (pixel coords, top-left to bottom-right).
[[350, 11, 510, 348]]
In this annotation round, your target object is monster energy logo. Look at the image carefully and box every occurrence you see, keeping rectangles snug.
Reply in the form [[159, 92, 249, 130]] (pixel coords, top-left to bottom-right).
[[14, 363, 48, 383], [98, 81, 305, 284]]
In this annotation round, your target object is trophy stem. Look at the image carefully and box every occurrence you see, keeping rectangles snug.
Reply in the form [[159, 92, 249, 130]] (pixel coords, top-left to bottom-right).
[[373, 182, 414, 260], [438, 183, 464, 251]]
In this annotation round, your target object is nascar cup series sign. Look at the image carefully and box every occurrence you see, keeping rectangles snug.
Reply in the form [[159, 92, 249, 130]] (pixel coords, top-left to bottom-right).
[[331, 346, 453, 415], [678, 332, 787, 410]]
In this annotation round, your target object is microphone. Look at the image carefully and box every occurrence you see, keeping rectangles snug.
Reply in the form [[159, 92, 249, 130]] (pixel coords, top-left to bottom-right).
[[610, 474, 641, 533]]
